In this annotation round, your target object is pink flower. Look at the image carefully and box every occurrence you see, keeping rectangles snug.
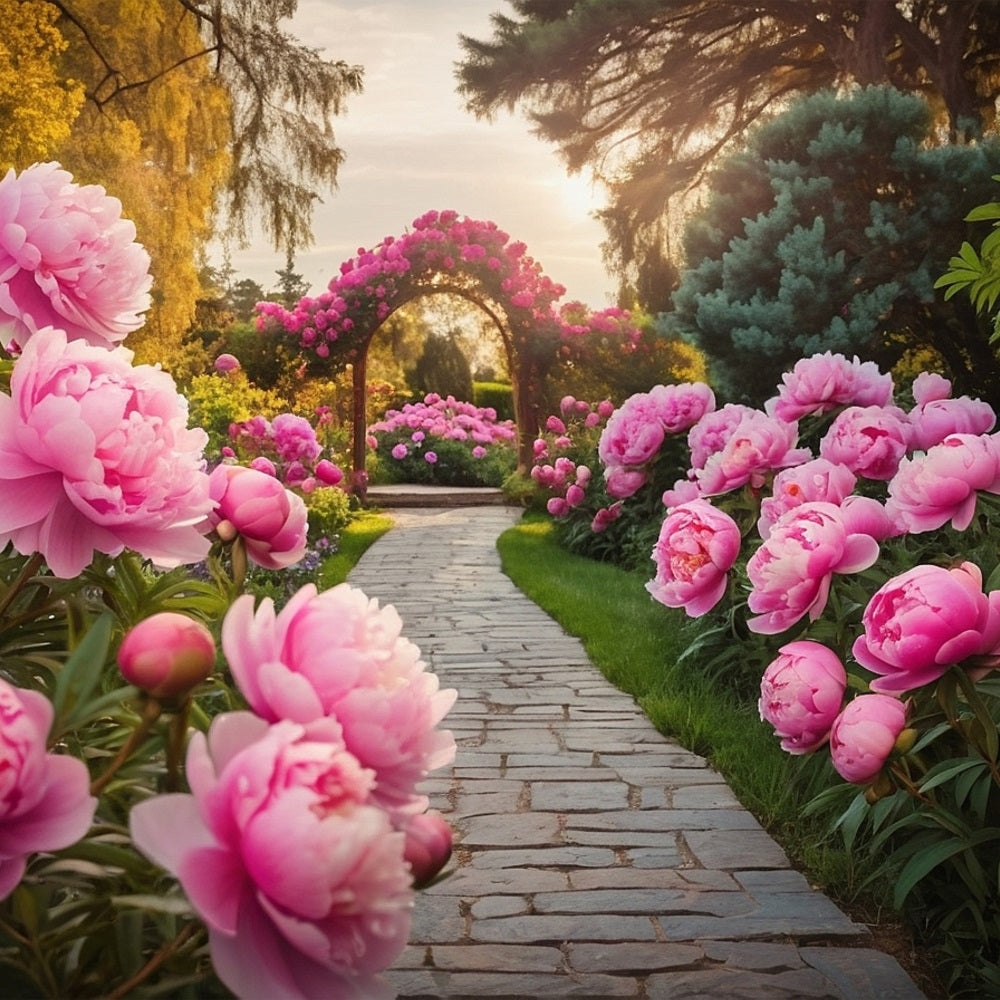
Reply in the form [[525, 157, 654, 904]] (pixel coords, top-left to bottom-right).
[[819, 405, 911, 481], [759, 642, 847, 754], [598, 393, 666, 469], [829, 695, 908, 784], [746, 502, 880, 635], [222, 584, 456, 817], [315, 459, 343, 486], [694, 409, 811, 497], [605, 466, 647, 498], [0, 679, 96, 900], [852, 562, 1000, 694], [472, 445, 487, 459], [885, 433, 1000, 533], [661, 478, 701, 509], [687, 404, 758, 470], [646, 499, 741, 617], [249, 456, 276, 477], [391, 443, 408, 460], [272, 413, 321, 465], [208, 465, 307, 570], [117, 612, 216, 700], [547, 496, 569, 517], [0, 327, 212, 578], [214, 353, 241, 373], [758, 459, 857, 539], [912, 372, 951, 405], [590, 502, 623, 533], [908, 394, 996, 452], [130, 712, 413, 1000], [766, 352, 893, 422], [424, 450, 438, 464], [0, 162, 152, 350], [403, 810, 453, 888]]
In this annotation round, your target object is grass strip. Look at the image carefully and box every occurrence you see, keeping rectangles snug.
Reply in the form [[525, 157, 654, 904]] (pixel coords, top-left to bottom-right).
[[319, 511, 394, 588]]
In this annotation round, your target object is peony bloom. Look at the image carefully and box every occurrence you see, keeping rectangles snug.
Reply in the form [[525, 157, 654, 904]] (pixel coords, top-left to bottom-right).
[[597, 393, 666, 469], [746, 502, 880, 635], [315, 459, 343, 486], [0, 162, 152, 351], [758, 458, 857, 539], [646, 499, 741, 617], [130, 712, 412, 1000], [117, 612, 216, 700], [222, 583, 456, 817], [693, 409, 811, 497], [213, 353, 241, 374], [424, 451, 438, 464], [907, 394, 996, 452], [687, 403, 758, 471], [885, 433, 1000, 534], [852, 562, 1000, 694], [391, 442, 408, 460], [0, 679, 96, 900], [765, 352, 893, 422], [208, 464, 307, 570], [605, 465, 647, 498], [818, 405, 911, 481], [829, 694, 908, 784], [403, 810, 453, 889], [0, 327, 212, 578], [759, 642, 847, 754], [590, 501, 624, 533]]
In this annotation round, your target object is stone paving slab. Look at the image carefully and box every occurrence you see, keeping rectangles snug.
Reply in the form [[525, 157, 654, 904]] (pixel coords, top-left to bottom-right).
[[348, 506, 928, 999]]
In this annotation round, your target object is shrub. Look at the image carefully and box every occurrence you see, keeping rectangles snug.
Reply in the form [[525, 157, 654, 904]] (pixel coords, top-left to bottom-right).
[[304, 485, 354, 540], [473, 381, 514, 421], [183, 371, 288, 455]]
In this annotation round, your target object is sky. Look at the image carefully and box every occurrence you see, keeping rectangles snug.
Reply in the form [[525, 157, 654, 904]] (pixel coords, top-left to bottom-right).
[[217, 0, 618, 309]]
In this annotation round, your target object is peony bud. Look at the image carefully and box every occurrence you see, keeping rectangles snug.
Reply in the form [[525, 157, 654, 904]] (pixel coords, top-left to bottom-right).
[[118, 613, 216, 699], [403, 811, 453, 888]]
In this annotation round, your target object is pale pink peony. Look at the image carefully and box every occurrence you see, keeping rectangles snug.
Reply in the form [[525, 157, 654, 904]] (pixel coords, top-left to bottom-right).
[[746, 502, 880, 635], [885, 433, 1000, 534], [765, 352, 893, 422], [852, 562, 1000, 694], [0, 327, 212, 578], [208, 464, 307, 570], [686, 403, 758, 471], [130, 712, 412, 1000], [758, 458, 857, 539], [829, 694, 908, 784], [907, 394, 996, 452], [693, 409, 810, 497], [117, 612, 216, 700], [819, 405, 911, 481], [911, 372, 952, 405], [0, 679, 96, 900], [222, 583, 456, 817], [647, 499, 741, 617], [0, 162, 152, 351], [759, 641, 847, 754]]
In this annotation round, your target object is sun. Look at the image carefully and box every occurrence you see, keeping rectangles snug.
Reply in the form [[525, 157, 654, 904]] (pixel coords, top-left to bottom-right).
[[556, 170, 604, 219]]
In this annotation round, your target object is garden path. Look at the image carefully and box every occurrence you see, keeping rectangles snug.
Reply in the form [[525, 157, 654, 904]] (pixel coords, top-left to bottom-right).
[[348, 504, 927, 999]]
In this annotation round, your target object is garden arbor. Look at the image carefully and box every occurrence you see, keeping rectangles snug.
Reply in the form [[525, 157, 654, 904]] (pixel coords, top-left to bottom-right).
[[256, 210, 639, 491]]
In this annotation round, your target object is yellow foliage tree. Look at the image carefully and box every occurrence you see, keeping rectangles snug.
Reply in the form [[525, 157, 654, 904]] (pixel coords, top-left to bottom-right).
[[0, 0, 83, 169]]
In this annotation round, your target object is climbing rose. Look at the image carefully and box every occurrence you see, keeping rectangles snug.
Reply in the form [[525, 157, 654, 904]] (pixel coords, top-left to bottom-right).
[[647, 499, 741, 617], [117, 612, 216, 700], [0, 162, 151, 351], [222, 583, 456, 818], [130, 712, 412, 1000], [208, 465, 307, 570], [759, 642, 847, 754], [852, 562, 1000, 694], [829, 695, 908, 784], [746, 502, 880, 635], [765, 351, 892, 422], [0, 679, 97, 900], [0, 327, 212, 578]]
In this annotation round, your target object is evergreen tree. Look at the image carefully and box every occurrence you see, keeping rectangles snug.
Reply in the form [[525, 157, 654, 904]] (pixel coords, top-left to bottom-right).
[[273, 248, 311, 307], [665, 86, 1000, 406], [409, 332, 474, 402]]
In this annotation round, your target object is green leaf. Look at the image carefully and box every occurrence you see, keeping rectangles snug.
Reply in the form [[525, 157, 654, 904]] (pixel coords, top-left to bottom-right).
[[111, 894, 195, 917], [50, 613, 114, 738], [964, 202, 1000, 223], [893, 836, 970, 908], [918, 757, 985, 794]]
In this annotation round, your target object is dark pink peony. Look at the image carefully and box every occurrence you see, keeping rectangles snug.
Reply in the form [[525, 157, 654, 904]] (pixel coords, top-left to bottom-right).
[[222, 583, 456, 817], [0, 327, 212, 578], [819, 405, 911, 481], [130, 712, 412, 1000], [0, 162, 151, 351], [0, 679, 96, 900]]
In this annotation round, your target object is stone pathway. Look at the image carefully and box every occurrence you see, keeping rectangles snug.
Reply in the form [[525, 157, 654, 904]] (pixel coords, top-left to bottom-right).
[[348, 506, 927, 999]]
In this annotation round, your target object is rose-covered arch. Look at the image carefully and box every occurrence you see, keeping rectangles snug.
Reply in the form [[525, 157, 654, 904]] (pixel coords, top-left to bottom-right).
[[256, 210, 639, 494]]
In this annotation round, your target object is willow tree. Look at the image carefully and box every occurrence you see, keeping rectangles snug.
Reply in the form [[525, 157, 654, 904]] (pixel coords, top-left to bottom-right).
[[457, 0, 1000, 295]]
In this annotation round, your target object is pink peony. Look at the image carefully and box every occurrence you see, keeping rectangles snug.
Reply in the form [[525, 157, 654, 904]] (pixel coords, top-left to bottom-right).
[[0, 679, 96, 900], [117, 612, 216, 700], [222, 583, 456, 817], [208, 464, 307, 570], [746, 502, 880, 635], [391, 443, 408, 460], [403, 810, 453, 889], [424, 451, 438, 464], [213, 353, 241, 373], [646, 499, 741, 617], [0, 162, 152, 351], [590, 501, 623, 533], [911, 372, 951, 405], [908, 394, 996, 452], [0, 327, 212, 578], [852, 562, 1000, 694], [765, 352, 893, 422], [829, 694, 908, 784], [758, 458, 857, 539], [605, 465, 648, 498], [759, 641, 847, 754], [885, 433, 1000, 533], [315, 459, 343, 486], [818, 405, 911, 481], [687, 403, 758, 471], [130, 712, 412, 1000], [693, 409, 811, 497]]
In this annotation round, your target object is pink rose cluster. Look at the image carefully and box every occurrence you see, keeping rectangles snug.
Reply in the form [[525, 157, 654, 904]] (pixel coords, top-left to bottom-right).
[[227, 412, 344, 494], [131, 583, 457, 999], [369, 392, 516, 461]]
